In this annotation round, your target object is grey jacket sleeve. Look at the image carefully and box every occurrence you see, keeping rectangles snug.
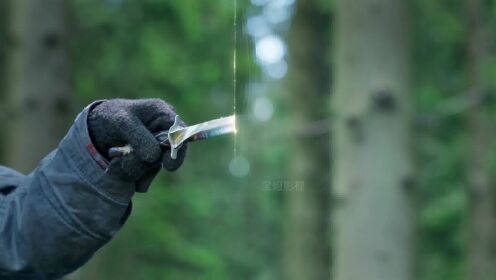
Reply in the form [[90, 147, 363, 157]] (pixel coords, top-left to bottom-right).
[[0, 103, 136, 279]]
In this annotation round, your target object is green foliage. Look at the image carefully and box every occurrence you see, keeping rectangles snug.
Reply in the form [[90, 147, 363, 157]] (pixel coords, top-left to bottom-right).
[[67, 1, 275, 279], [69, 0, 238, 118], [414, 0, 471, 279], [66, 0, 479, 278], [0, 0, 485, 278]]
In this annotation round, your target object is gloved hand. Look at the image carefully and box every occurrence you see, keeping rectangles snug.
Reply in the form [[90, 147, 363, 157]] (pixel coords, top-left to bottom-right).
[[88, 99, 187, 191]]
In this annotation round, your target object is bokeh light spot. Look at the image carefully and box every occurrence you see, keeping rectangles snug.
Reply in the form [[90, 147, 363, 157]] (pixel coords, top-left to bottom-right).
[[256, 35, 286, 65], [264, 60, 288, 79], [252, 96, 274, 122], [247, 16, 271, 38], [229, 156, 250, 177]]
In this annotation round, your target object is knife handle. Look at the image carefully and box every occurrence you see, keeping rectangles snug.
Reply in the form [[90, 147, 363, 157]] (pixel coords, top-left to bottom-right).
[[107, 131, 170, 158]]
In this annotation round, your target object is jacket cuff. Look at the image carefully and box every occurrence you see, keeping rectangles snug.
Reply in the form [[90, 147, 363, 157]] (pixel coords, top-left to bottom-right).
[[58, 101, 135, 205]]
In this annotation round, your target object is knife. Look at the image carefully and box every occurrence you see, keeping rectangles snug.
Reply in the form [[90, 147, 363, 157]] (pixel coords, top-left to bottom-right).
[[108, 115, 236, 159]]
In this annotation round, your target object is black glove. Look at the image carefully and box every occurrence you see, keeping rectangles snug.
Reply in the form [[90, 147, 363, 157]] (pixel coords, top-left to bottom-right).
[[88, 99, 187, 191]]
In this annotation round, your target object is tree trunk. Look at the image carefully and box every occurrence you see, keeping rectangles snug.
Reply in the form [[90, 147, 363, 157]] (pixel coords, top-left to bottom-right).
[[6, 0, 71, 172], [283, 1, 331, 279], [0, 0, 8, 163], [466, 0, 496, 279], [331, 0, 414, 280]]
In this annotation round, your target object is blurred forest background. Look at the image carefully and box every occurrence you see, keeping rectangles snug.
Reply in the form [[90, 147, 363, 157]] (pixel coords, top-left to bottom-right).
[[1, 0, 496, 279]]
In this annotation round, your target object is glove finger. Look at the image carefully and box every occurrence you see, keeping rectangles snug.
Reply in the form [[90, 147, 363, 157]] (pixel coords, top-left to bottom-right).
[[132, 98, 177, 124], [109, 153, 161, 183], [135, 166, 161, 193], [147, 115, 176, 133], [118, 115, 162, 163], [162, 143, 188, 171], [108, 155, 149, 181]]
